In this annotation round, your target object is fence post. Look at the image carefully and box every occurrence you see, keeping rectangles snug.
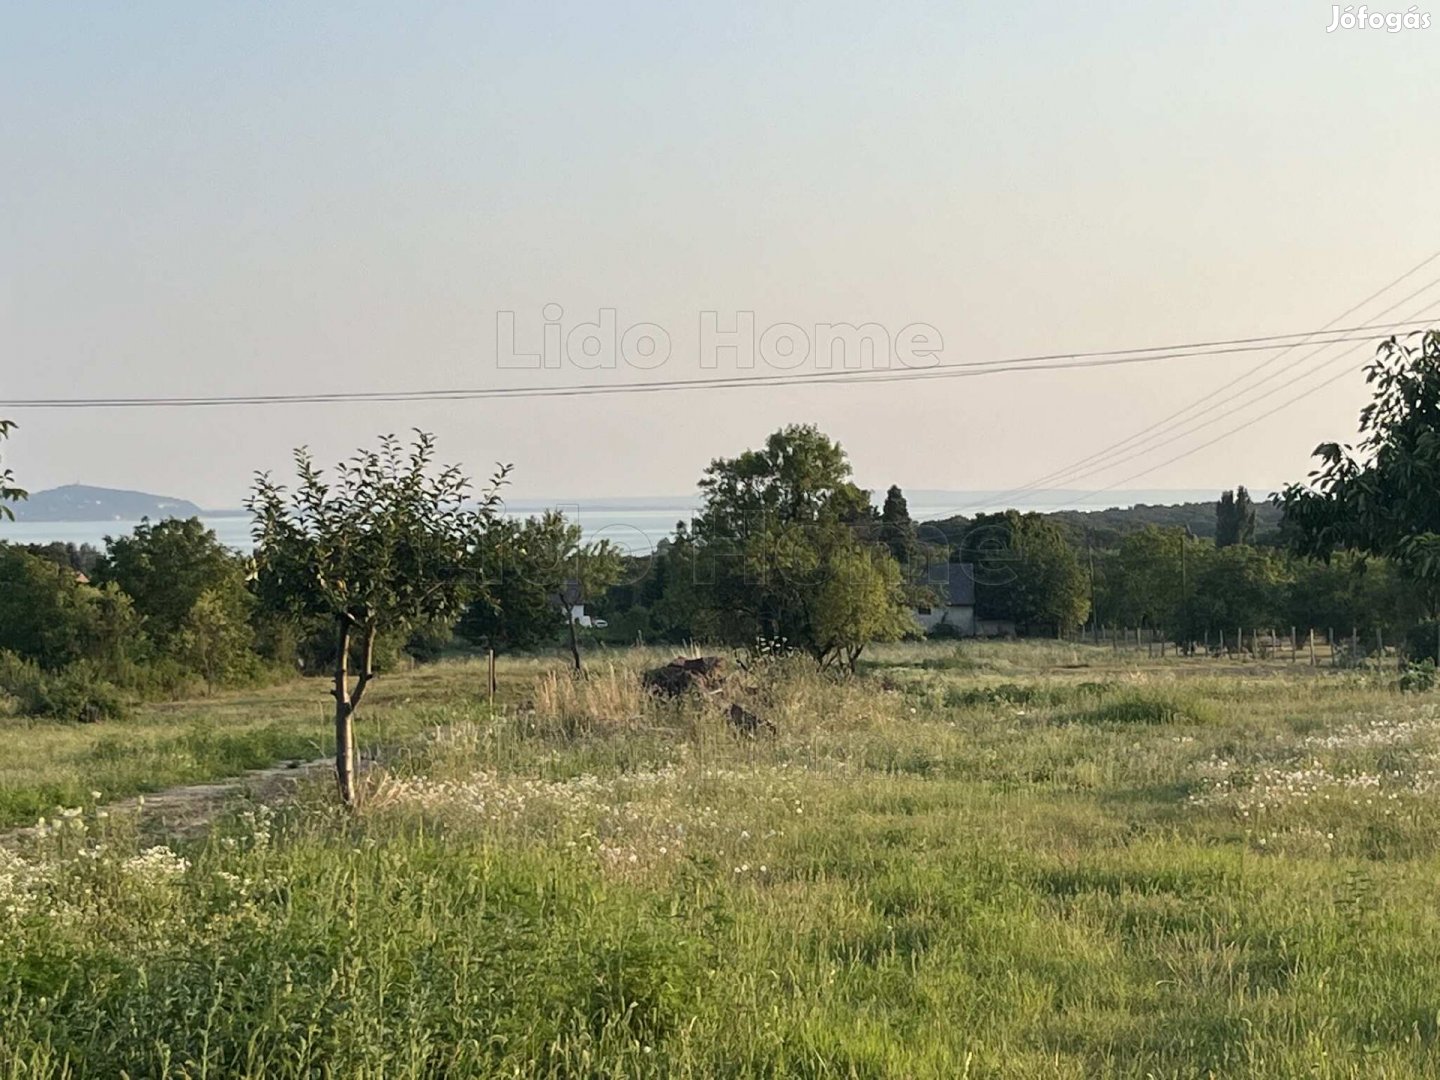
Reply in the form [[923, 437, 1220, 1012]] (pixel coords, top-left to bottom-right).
[[1329, 627, 1336, 667], [1309, 628, 1317, 667], [1291, 627, 1297, 663]]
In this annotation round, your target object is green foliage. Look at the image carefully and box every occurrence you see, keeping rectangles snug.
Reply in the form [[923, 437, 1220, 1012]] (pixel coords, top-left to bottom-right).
[[0, 650, 126, 722], [1281, 329, 1440, 613], [810, 541, 914, 670], [962, 511, 1089, 633], [928, 498, 1285, 551], [176, 589, 263, 690], [1398, 659, 1437, 694], [248, 431, 510, 802], [1185, 544, 1290, 637], [1215, 486, 1257, 548], [459, 511, 621, 653], [0, 546, 141, 671], [926, 619, 967, 640], [1097, 525, 1190, 631], [1286, 552, 1418, 639], [1074, 687, 1216, 726], [879, 484, 918, 564], [0, 420, 25, 521], [1404, 620, 1440, 666], [686, 425, 911, 664], [19, 541, 100, 577], [459, 516, 563, 651], [248, 431, 508, 648], [95, 518, 251, 647]]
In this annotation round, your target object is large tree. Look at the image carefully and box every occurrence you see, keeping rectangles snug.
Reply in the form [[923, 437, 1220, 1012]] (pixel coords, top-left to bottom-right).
[[1098, 525, 1190, 632], [0, 546, 139, 671], [1280, 330, 1440, 615], [962, 511, 1089, 635], [879, 484, 918, 564], [248, 432, 507, 806], [95, 517, 252, 648], [0, 421, 25, 519], [1187, 544, 1290, 636], [1215, 486, 1257, 548], [689, 425, 911, 664]]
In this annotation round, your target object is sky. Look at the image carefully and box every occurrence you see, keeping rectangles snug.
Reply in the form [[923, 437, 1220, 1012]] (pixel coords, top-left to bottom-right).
[[2, 1, 1436, 510]]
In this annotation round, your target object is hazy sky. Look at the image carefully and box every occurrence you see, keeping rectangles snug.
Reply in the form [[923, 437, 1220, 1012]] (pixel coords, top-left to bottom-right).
[[2, 1, 1436, 508]]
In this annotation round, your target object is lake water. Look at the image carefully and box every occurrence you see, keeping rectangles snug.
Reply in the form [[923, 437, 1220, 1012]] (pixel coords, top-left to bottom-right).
[[0, 489, 1222, 555], [0, 509, 696, 556]]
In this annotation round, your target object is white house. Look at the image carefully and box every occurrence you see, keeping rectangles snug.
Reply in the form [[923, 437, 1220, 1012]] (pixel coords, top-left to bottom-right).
[[912, 564, 977, 637], [557, 579, 608, 629]]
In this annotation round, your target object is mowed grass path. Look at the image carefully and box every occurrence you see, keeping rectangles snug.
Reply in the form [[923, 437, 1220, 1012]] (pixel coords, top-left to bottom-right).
[[0, 659, 502, 828], [6, 642, 1440, 1076]]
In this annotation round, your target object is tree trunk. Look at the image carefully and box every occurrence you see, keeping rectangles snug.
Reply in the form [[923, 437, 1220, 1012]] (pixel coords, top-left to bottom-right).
[[334, 617, 355, 807], [562, 593, 583, 673]]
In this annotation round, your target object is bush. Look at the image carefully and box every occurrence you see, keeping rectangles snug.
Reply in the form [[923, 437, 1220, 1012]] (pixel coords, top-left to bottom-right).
[[1405, 620, 1440, 665], [1398, 660, 1437, 694], [0, 651, 127, 722], [926, 621, 967, 641], [1075, 687, 1216, 726]]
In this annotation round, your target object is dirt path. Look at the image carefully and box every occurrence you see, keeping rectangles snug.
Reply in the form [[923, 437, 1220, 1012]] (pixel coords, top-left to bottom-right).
[[2, 756, 336, 847]]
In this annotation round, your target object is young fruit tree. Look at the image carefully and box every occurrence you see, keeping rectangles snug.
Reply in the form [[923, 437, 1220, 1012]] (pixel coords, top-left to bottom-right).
[[247, 431, 509, 805]]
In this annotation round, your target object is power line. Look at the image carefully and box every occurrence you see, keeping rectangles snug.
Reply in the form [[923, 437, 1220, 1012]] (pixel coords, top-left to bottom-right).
[[1002, 287, 1440, 495], [1009, 251, 1440, 494], [1, 322, 1433, 411], [936, 248, 1440, 514], [1033, 307, 1440, 511]]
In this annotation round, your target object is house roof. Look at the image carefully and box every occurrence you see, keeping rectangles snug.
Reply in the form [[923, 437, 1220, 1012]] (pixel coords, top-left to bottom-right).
[[942, 563, 975, 607], [558, 578, 584, 607]]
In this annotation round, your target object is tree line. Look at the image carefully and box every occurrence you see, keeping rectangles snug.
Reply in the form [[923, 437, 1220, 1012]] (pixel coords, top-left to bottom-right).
[[2, 326, 1437, 801]]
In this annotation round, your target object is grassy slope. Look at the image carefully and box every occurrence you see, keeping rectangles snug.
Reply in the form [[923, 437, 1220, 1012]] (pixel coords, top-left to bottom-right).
[[5, 643, 1440, 1077], [0, 661, 493, 829]]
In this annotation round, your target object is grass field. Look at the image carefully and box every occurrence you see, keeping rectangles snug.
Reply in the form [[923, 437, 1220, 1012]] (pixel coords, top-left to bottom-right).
[[5, 642, 1440, 1077]]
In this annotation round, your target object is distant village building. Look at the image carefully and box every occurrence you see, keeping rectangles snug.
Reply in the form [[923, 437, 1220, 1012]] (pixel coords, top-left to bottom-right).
[[912, 564, 976, 637], [556, 579, 607, 629]]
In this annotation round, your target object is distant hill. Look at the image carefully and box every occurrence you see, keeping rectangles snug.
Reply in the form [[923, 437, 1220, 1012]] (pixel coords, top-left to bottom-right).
[[1040, 499, 1284, 545], [922, 497, 1285, 549], [12, 485, 204, 523]]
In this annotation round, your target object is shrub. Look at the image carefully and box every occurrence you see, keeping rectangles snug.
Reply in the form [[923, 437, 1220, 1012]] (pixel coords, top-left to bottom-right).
[[1398, 660, 1437, 694], [0, 651, 126, 722], [946, 682, 1040, 708], [1075, 687, 1216, 726], [926, 621, 966, 641], [1404, 620, 1440, 665]]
